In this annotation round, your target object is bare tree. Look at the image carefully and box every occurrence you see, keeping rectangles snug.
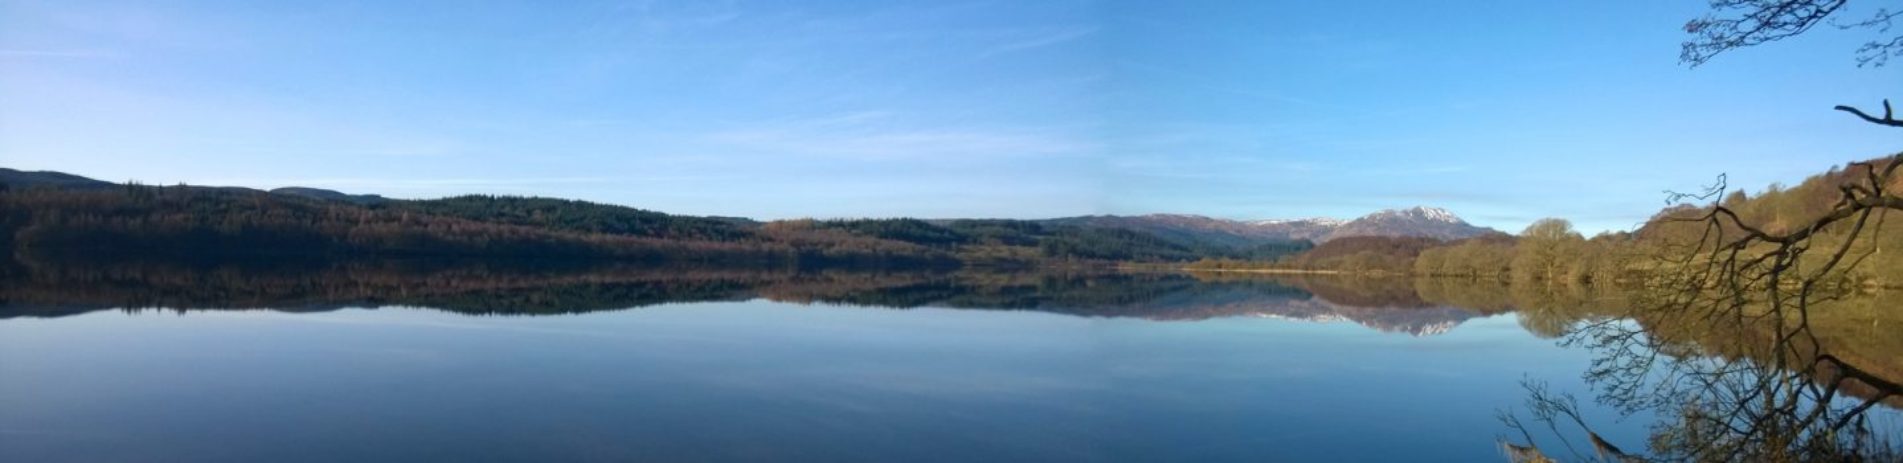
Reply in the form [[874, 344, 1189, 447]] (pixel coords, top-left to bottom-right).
[[1501, 153, 1902, 460], [1683, 0, 1903, 67], [1495, 2, 1903, 461]]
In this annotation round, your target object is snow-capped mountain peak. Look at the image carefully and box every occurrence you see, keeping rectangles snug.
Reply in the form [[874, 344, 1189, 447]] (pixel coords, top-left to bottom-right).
[[1040, 206, 1496, 247], [1248, 217, 1344, 227], [1367, 206, 1465, 224]]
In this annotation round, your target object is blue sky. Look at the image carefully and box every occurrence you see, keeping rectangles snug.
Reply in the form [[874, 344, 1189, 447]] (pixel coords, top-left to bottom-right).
[[2, 0, 1897, 233]]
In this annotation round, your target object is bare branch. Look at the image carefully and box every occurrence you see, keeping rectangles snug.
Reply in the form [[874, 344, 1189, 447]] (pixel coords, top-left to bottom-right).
[[1683, 0, 1903, 66], [1682, 0, 1848, 66], [1833, 99, 1903, 127]]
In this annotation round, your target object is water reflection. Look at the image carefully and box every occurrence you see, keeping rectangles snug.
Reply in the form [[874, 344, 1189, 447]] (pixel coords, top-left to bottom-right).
[[0, 259, 1504, 336], [2, 258, 1898, 461], [1497, 284, 1903, 462]]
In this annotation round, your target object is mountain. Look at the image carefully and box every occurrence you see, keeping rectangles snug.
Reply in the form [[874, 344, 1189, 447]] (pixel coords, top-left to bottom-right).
[[1, 168, 305, 197], [1039, 214, 1298, 249], [1247, 217, 1344, 242], [1, 168, 1492, 263], [1043, 207, 1497, 248], [1322, 206, 1494, 241], [0, 168, 115, 190], [269, 187, 388, 205], [0, 168, 1251, 266]]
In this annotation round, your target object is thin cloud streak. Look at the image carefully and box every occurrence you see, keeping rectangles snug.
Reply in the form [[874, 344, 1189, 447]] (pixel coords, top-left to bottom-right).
[[709, 128, 1096, 160], [0, 49, 116, 58], [980, 26, 1098, 58], [194, 176, 720, 191], [707, 112, 1095, 160]]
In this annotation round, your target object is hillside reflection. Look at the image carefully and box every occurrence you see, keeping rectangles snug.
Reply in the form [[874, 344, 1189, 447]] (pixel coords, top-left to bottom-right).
[[1492, 282, 1903, 461], [3, 257, 1898, 460], [0, 258, 1502, 336]]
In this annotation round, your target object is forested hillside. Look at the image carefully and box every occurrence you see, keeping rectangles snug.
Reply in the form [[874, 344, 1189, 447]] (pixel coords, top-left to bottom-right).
[[0, 177, 1304, 268], [387, 195, 757, 242], [1230, 155, 1903, 287], [15, 155, 1892, 283], [0, 184, 812, 264]]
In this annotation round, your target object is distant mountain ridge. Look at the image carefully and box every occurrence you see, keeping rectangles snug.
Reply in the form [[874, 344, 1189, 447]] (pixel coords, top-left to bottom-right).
[[1040, 214, 1308, 249], [0, 168, 1263, 266], [1324, 206, 1496, 241], [0, 168, 114, 190], [2, 168, 1496, 250], [1043, 206, 1497, 248], [269, 187, 388, 205], [0, 168, 386, 204]]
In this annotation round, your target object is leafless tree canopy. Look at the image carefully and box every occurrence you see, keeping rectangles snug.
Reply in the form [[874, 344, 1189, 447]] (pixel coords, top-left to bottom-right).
[[1683, 0, 1903, 67], [1494, 4, 1903, 459], [1501, 150, 1902, 461]]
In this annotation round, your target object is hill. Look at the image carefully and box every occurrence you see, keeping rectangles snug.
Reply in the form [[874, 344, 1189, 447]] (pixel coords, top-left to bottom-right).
[[1324, 206, 1494, 241], [0, 168, 1295, 267], [1040, 214, 1308, 249], [270, 187, 388, 205], [0, 168, 114, 190], [0, 168, 1514, 269], [1042, 206, 1498, 249]]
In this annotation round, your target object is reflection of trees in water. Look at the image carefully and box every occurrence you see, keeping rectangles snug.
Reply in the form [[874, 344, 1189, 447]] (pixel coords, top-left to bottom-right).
[[10, 244, 1902, 460], [0, 257, 789, 316], [8, 250, 1902, 459], [0, 259, 1232, 317], [1497, 164, 1903, 457], [3, 258, 1487, 334], [1494, 2, 1903, 459], [1503, 291, 1903, 462], [6, 258, 1893, 340]]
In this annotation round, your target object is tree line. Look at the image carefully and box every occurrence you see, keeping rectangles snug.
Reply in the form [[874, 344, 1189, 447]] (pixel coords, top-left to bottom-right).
[[1193, 154, 1903, 288], [0, 183, 1310, 269]]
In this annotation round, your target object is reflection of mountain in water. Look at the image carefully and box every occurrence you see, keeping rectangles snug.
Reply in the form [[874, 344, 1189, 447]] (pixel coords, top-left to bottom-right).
[[0, 258, 1487, 336], [1309, 305, 1476, 336], [1055, 284, 1480, 336], [1166, 274, 1486, 335], [7, 257, 1897, 413]]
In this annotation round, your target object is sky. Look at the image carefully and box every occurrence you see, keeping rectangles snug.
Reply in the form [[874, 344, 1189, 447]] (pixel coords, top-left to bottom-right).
[[2, 0, 1898, 233]]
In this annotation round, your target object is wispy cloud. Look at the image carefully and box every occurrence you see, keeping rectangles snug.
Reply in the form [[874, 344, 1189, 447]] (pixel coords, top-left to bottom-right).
[[350, 148, 456, 158], [980, 26, 1098, 58], [339, 140, 471, 158], [784, 110, 896, 128], [1359, 164, 1472, 176], [1107, 154, 1326, 180], [1116, 59, 1340, 110], [194, 176, 708, 192], [562, 118, 645, 127], [712, 128, 1093, 160], [0, 49, 116, 58], [707, 112, 1094, 160]]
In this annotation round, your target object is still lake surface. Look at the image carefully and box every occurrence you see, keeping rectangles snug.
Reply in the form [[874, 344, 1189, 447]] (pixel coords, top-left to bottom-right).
[[1, 265, 1895, 462]]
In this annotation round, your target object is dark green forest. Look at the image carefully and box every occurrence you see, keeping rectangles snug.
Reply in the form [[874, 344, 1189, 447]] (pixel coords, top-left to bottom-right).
[[0, 179, 1309, 269]]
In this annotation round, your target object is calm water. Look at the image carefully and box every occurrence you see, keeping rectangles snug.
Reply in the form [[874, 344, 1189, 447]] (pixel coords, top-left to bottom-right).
[[1, 265, 1895, 462]]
